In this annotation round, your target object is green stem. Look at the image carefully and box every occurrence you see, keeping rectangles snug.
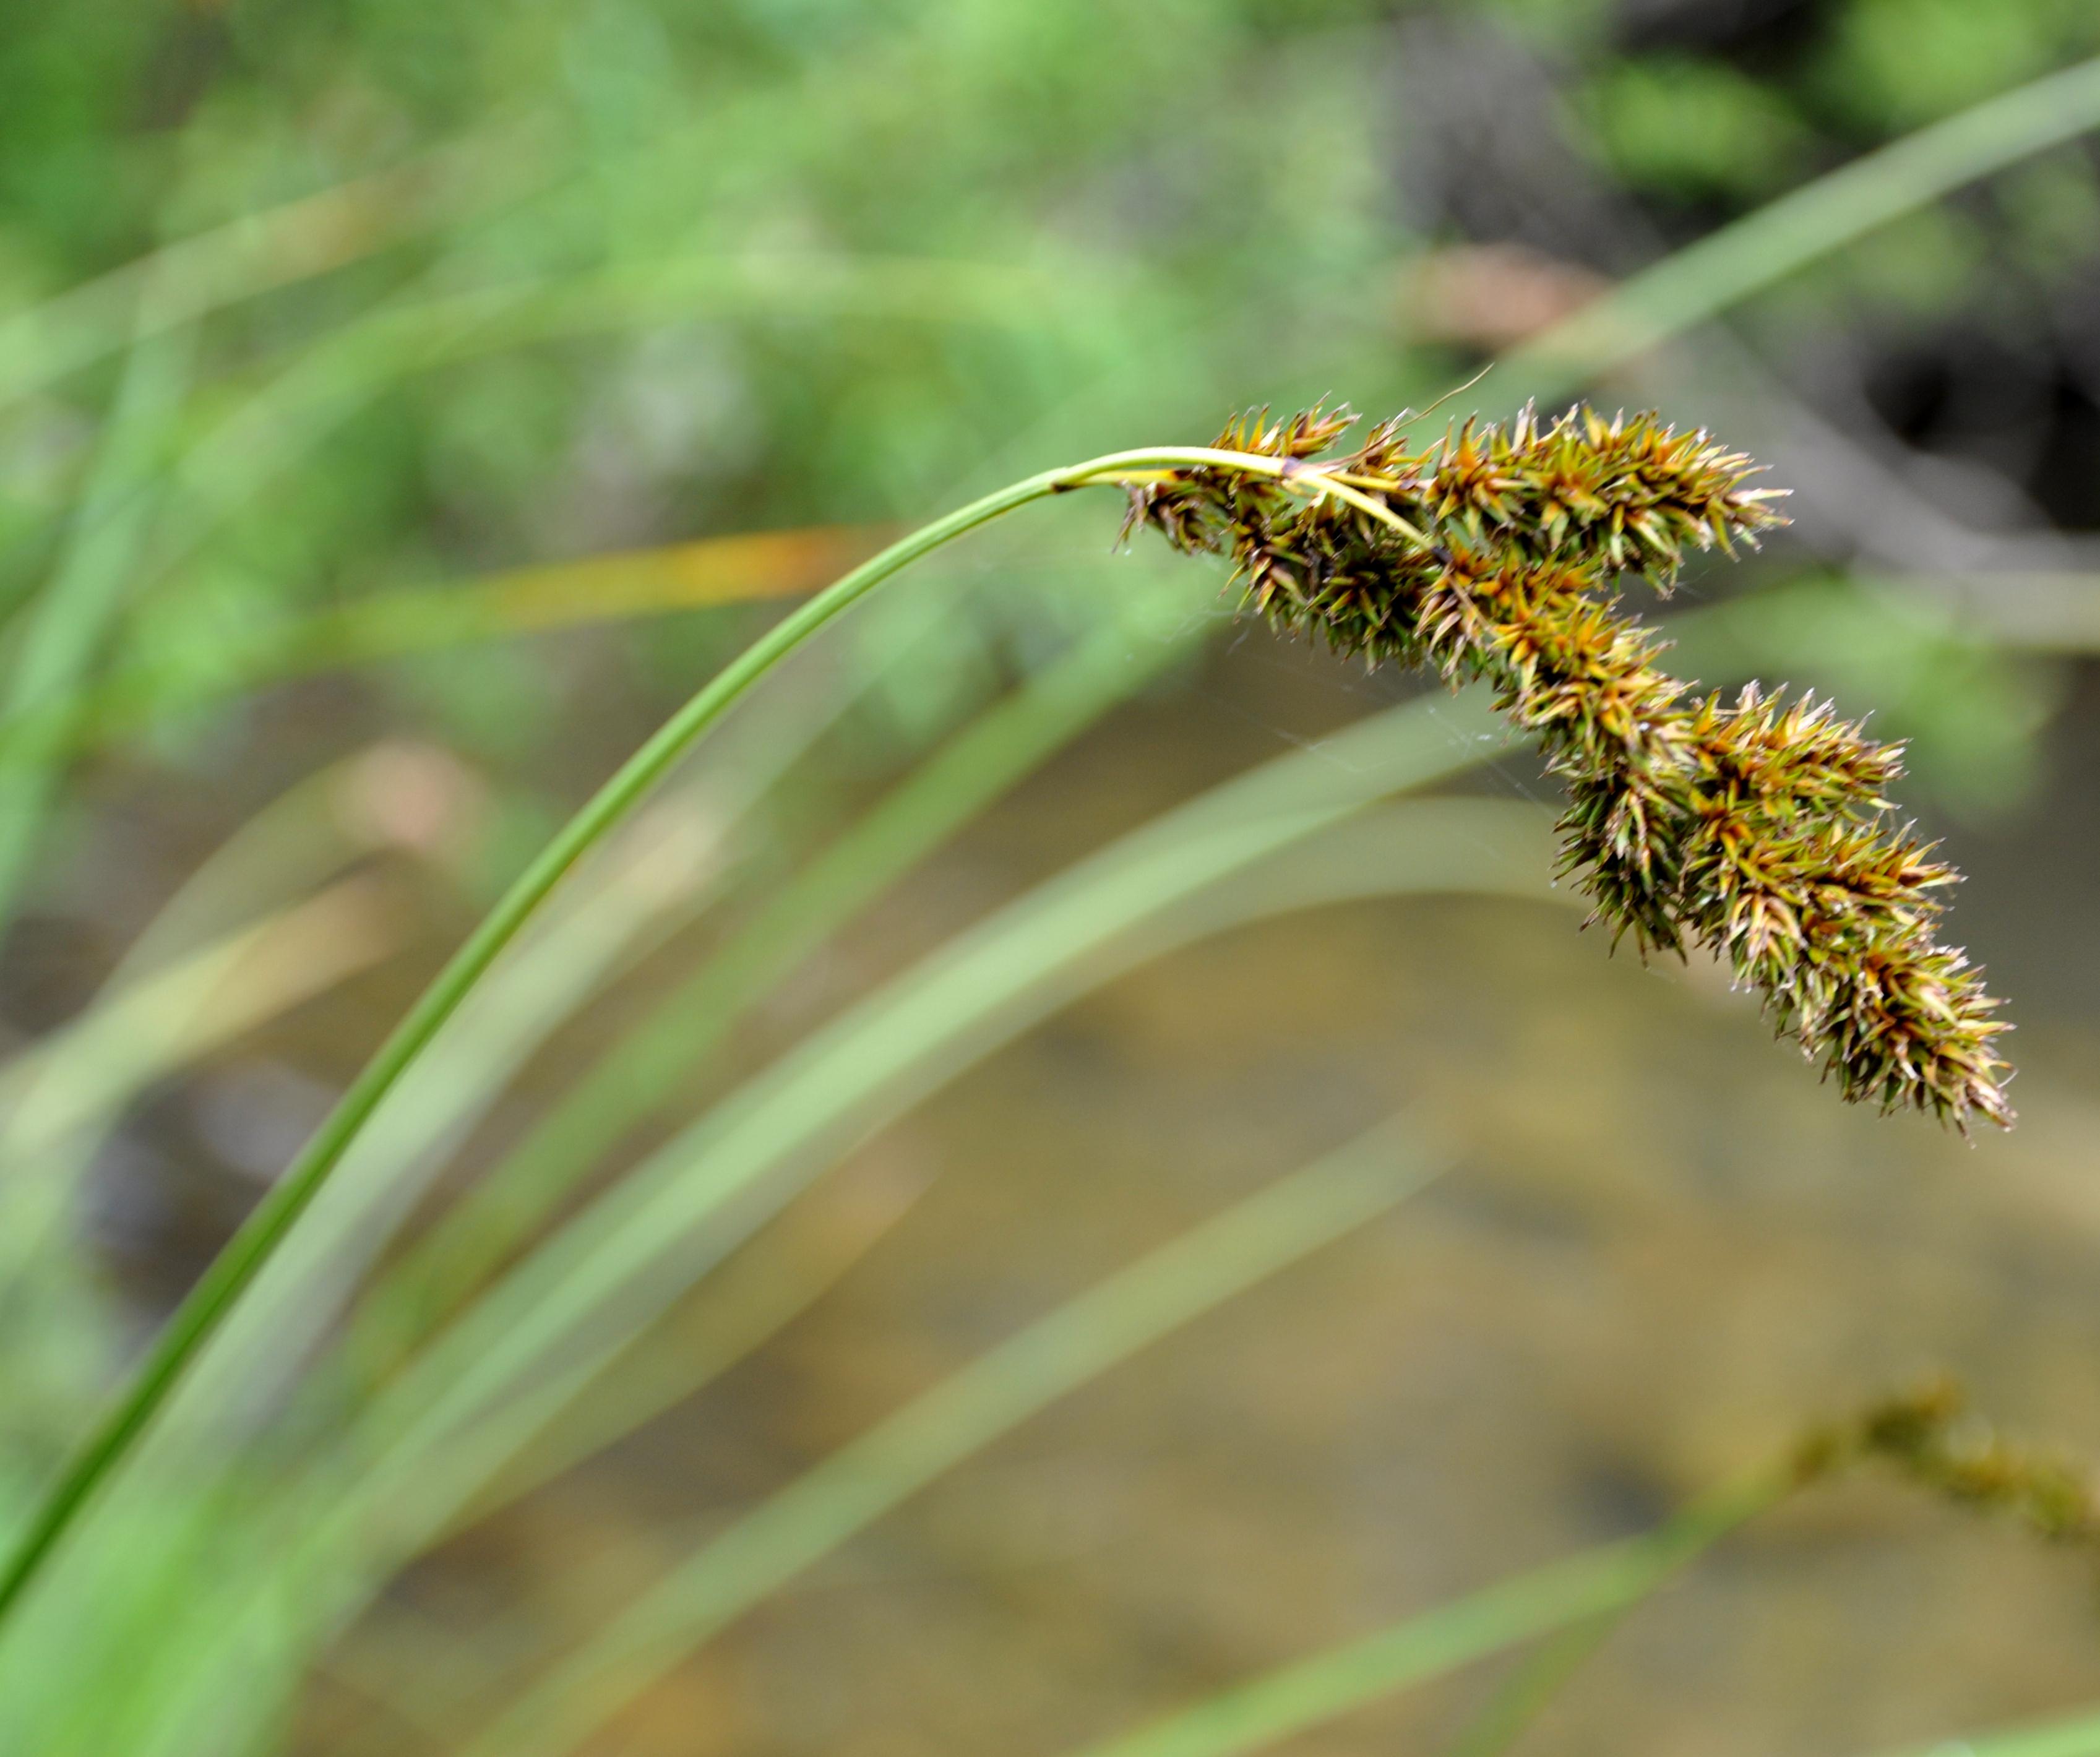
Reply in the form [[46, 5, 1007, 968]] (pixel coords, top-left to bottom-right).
[[0, 442, 1326, 1631], [1065, 1467, 1790, 1757], [345, 590, 1197, 1377], [1441, 1610, 1621, 1757]]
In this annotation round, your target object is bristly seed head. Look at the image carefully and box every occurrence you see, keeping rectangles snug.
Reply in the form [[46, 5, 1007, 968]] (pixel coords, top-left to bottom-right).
[[1128, 400, 2013, 1131]]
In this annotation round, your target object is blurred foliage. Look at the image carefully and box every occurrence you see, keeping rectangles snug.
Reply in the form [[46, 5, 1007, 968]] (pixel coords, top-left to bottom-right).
[[0, 0, 2091, 814]]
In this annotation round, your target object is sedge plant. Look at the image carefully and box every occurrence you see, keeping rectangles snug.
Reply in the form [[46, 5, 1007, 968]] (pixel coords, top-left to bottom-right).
[[0, 390, 2016, 1645], [3, 26, 2098, 1756]]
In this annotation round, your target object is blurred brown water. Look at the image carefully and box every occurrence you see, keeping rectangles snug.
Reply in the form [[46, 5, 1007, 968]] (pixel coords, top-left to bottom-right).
[[292, 636, 2100, 1757]]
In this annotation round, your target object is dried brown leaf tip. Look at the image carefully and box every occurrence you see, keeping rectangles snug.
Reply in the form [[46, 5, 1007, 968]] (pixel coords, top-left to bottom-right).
[[1129, 401, 2013, 1130]]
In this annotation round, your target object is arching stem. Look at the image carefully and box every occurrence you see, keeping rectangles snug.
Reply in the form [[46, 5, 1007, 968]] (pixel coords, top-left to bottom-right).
[[0, 442, 1364, 1629]]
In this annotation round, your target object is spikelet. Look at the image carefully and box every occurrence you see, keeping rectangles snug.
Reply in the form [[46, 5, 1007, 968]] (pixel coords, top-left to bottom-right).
[[1796, 1379, 2100, 1546], [1129, 402, 2012, 1130]]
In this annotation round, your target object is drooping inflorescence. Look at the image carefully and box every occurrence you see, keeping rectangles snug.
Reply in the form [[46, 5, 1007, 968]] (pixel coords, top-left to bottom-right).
[[1796, 1378, 2100, 1546], [1127, 402, 2012, 1129]]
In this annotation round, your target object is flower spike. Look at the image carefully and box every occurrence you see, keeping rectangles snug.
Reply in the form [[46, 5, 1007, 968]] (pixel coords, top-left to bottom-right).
[[1132, 403, 2013, 1130]]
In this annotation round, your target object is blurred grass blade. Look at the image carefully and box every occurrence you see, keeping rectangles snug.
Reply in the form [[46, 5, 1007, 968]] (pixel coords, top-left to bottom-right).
[[353, 789, 1554, 1547], [1060, 1471, 1788, 1757], [134, 1167, 931, 1738], [1442, 1613, 1621, 1757], [450, 1158, 932, 1534], [0, 878, 395, 1170], [0, 805, 740, 1750], [0, 743, 478, 1297], [460, 1116, 1449, 1757], [24, 526, 893, 766], [361, 525, 890, 638], [1863, 1706, 2100, 1757], [0, 873, 394, 1554], [391, 791, 1559, 1525], [336, 696, 1510, 1508], [1506, 54, 2100, 392], [0, 122, 553, 411], [109, 797, 1554, 1757], [0, 447, 1257, 1633], [134, 250, 1084, 614], [134, 796, 739, 1440], [0, 323, 191, 934], [353, 575, 1205, 1368], [94, 741, 482, 986], [138, 273, 544, 590]]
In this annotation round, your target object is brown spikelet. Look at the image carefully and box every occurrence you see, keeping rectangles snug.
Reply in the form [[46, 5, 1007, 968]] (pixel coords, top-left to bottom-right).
[[1796, 1379, 2100, 1547], [1129, 401, 2013, 1130]]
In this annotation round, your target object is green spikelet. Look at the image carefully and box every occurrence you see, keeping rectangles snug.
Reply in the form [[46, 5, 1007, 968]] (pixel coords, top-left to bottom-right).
[[1129, 402, 2013, 1130]]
